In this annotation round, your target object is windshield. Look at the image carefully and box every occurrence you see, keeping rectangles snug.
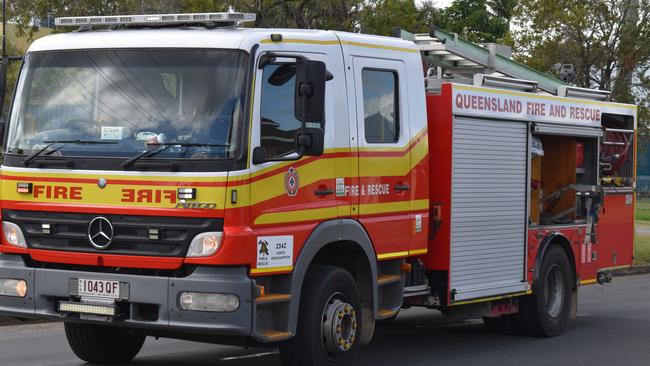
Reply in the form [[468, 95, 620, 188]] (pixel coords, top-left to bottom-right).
[[6, 49, 248, 160]]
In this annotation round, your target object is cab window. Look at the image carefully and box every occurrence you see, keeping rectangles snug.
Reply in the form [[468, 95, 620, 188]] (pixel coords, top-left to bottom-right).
[[259, 64, 301, 158], [362, 69, 399, 143]]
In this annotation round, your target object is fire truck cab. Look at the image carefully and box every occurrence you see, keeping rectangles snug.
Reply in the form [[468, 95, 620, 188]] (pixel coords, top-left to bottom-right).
[[0, 12, 637, 366]]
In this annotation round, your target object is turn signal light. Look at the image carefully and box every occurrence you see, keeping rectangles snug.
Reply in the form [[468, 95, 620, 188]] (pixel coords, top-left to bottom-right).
[[186, 232, 222, 258], [2, 222, 27, 248]]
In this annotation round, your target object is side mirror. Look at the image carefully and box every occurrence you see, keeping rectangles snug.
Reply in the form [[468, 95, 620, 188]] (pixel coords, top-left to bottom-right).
[[252, 146, 267, 165], [295, 60, 326, 124], [296, 127, 324, 156]]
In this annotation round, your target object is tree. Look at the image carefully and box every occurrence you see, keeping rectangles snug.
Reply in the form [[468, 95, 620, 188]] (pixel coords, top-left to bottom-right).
[[249, 0, 363, 31], [438, 0, 509, 43], [8, 0, 142, 37], [361, 0, 426, 36], [487, 0, 517, 21], [512, 0, 650, 138], [513, 0, 650, 101]]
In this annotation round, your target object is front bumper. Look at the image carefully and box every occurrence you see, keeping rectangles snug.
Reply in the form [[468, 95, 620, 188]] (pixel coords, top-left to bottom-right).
[[0, 254, 253, 336]]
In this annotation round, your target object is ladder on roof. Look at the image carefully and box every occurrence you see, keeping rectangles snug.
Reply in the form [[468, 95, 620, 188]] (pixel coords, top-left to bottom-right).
[[396, 28, 566, 95]]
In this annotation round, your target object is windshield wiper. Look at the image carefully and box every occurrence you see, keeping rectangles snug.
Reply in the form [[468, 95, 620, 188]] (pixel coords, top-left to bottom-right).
[[23, 140, 117, 167], [121, 142, 230, 169]]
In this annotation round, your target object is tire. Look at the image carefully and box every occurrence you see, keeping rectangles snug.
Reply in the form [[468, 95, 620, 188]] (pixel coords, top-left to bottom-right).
[[515, 245, 573, 337], [64, 322, 146, 364], [280, 265, 362, 366], [482, 315, 517, 334]]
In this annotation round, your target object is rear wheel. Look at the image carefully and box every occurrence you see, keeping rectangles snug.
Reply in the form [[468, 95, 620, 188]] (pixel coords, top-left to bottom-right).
[[516, 245, 573, 337], [64, 322, 146, 364], [280, 265, 362, 366]]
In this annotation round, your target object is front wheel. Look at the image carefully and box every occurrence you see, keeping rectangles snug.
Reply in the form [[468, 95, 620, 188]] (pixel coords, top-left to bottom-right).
[[516, 245, 573, 337], [64, 322, 146, 364], [280, 265, 362, 366]]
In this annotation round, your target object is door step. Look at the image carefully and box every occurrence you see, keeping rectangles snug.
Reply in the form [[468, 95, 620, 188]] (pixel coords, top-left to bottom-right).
[[256, 293, 291, 305], [257, 329, 293, 342], [377, 308, 399, 320], [377, 274, 401, 286]]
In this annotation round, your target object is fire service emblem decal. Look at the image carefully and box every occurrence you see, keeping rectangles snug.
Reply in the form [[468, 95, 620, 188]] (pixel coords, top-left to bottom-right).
[[284, 167, 299, 197]]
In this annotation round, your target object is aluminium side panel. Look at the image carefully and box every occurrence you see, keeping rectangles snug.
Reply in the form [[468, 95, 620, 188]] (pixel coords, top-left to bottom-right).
[[450, 117, 529, 301]]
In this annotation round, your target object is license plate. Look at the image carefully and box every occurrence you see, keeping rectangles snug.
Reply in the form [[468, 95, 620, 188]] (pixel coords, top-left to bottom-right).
[[78, 279, 120, 299]]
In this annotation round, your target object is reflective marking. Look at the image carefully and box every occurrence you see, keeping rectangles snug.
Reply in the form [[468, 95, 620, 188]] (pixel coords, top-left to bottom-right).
[[220, 350, 279, 361], [250, 266, 293, 275]]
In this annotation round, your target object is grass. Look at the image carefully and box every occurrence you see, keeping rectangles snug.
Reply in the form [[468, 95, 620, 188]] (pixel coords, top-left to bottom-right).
[[636, 198, 650, 221], [636, 198, 650, 265], [635, 231, 650, 265]]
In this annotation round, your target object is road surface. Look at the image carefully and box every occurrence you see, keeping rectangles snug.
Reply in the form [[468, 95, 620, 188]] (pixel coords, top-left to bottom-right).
[[1, 274, 649, 366]]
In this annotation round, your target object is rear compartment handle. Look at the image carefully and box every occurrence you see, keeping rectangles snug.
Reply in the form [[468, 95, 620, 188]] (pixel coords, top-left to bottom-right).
[[314, 188, 334, 196], [393, 184, 411, 191]]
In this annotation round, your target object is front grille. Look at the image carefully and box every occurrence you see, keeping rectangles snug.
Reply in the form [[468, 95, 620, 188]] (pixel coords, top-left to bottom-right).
[[3, 210, 222, 257]]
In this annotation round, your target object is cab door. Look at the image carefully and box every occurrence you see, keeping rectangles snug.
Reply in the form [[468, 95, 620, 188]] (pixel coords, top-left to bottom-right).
[[352, 57, 412, 259], [248, 49, 340, 273]]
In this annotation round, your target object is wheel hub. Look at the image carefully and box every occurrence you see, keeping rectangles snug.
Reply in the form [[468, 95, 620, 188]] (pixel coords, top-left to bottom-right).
[[322, 296, 357, 354], [544, 264, 565, 319]]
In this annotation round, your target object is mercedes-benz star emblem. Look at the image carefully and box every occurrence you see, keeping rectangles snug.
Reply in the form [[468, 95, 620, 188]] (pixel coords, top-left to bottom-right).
[[98, 177, 107, 188], [87, 217, 114, 249]]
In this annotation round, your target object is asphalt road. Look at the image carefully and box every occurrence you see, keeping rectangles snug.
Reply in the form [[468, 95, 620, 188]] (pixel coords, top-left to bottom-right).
[[1, 274, 649, 366]]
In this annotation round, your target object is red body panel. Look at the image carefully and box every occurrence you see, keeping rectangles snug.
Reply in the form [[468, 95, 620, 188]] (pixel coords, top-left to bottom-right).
[[422, 84, 453, 272], [422, 82, 636, 305]]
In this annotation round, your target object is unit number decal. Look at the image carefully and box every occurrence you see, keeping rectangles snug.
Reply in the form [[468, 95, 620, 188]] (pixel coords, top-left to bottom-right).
[[257, 236, 293, 269]]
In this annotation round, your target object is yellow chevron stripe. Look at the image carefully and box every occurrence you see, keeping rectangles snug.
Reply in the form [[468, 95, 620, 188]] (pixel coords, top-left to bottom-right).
[[254, 206, 338, 225], [409, 248, 428, 256], [259, 38, 419, 53], [449, 290, 533, 307], [250, 266, 294, 274], [377, 251, 409, 260], [254, 199, 428, 226]]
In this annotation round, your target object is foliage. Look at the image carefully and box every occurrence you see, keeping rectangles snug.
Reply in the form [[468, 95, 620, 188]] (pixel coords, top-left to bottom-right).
[[361, 0, 429, 36], [438, 0, 508, 43], [487, 0, 517, 20], [512, 0, 650, 135]]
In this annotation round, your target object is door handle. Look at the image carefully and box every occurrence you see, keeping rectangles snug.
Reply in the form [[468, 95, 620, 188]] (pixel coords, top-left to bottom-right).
[[314, 188, 334, 196], [393, 184, 411, 191]]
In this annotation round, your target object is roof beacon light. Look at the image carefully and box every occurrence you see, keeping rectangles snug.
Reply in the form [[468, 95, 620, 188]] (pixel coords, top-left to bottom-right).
[[55, 12, 256, 27]]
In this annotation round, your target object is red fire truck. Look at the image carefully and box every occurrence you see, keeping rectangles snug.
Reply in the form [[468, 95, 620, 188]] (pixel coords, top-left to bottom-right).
[[0, 12, 636, 366]]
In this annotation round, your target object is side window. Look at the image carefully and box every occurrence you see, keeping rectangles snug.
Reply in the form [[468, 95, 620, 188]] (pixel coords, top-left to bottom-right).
[[362, 69, 399, 143], [260, 63, 301, 158]]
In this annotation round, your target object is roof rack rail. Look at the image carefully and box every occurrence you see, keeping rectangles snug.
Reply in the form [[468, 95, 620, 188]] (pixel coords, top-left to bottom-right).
[[55, 12, 256, 28], [558, 86, 610, 101], [395, 27, 566, 95]]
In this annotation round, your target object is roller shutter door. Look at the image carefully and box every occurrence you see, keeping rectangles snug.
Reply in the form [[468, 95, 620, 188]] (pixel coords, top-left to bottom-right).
[[450, 118, 529, 301]]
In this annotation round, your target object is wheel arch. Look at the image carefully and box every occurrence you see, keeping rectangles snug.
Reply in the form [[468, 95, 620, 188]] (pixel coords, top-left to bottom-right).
[[535, 232, 577, 288], [287, 219, 378, 335]]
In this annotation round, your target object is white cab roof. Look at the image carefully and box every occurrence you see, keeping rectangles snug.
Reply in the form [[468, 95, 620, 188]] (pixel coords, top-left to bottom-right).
[[28, 27, 418, 53]]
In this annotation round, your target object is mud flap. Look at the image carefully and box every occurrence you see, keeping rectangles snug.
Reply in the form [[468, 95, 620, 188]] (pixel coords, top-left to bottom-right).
[[360, 305, 375, 346]]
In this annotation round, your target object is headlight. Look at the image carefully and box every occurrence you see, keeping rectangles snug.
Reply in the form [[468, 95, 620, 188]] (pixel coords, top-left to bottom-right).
[[179, 292, 239, 312], [2, 222, 27, 248], [186, 232, 222, 258]]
